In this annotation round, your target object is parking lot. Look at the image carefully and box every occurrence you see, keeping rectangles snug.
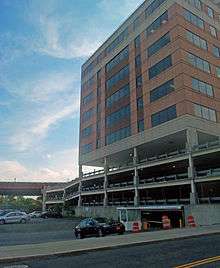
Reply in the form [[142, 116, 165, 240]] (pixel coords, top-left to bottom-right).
[[0, 218, 79, 246]]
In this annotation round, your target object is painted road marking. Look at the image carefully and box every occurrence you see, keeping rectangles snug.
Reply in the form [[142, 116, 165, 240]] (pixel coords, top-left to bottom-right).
[[175, 255, 220, 268], [3, 265, 29, 268]]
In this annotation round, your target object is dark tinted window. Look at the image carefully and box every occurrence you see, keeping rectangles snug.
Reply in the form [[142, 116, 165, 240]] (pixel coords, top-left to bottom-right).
[[149, 55, 172, 79], [148, 33, 170, 57], [151, 105, 177, 127], [150, 79, 174, 102], [146, 12, 168, 37]]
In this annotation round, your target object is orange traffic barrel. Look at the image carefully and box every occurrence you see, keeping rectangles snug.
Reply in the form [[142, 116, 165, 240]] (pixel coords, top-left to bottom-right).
[[142, 221, 150, 231], [132, 222, 140, 232], [187, 215, 196, 227], [162, 215, 171, 229]]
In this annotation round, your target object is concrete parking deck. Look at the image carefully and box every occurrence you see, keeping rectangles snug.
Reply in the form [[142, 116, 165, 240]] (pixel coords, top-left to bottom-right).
[[0, 225, 219, 263]]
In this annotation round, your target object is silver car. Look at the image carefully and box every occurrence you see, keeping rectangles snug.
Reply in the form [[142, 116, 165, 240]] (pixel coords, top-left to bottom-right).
[[0, 211, 30, 224]]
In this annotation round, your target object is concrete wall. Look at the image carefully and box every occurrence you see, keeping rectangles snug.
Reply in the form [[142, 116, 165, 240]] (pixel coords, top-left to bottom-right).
[[184, 204, 220, 226], [75, 206, 118, 220]]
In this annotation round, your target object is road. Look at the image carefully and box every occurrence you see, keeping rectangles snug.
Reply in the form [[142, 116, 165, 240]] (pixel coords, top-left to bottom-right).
[[0, 218, 77, 246], [1, 234, 219, 268]]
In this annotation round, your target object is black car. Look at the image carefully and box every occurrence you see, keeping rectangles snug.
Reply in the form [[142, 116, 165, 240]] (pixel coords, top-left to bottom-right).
[[41, 211, 62, 218], [74, 218, 125, 239]]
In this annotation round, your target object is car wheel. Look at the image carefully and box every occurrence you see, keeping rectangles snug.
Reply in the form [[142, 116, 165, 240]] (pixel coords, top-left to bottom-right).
[[98, 229, 103, 237], [20, 219, 26, 224], [77, 232, 83, 239], [0, 219, 5, 225]]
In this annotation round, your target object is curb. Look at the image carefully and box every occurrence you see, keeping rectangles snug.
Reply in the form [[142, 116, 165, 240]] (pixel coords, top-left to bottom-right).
[[0, 231, 219, 264]]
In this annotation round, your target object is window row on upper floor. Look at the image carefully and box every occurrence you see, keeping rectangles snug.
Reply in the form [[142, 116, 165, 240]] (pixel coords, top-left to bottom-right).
[[82, 92, 94, 105], [81, 125, 93, 138], [106, 46, 129, 73], [106, 126, 131, 145], [106, 65, 129, 91], [106, 104, 130, 127], [106, 84, 130, 108], [194, 103, 217, 122], [81, 143, 93, 155], [151, 105, 177, 127], [83, 0, 219, 79], [82, 108, 95, 123]]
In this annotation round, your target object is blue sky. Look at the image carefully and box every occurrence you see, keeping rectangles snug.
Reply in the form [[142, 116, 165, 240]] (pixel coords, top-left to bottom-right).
[[0, 0, 143, 182]]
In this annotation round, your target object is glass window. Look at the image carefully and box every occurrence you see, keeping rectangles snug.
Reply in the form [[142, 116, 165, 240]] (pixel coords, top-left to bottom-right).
[[81, 125, 93, 138], [213, 46, 220, 58], [106, 46, 129, 72], [106, 84, 130, 108], [82, 108, 94, 122], [184, 10, 204, 29], [138, 119, 144, 132], [207, 7, 214, 18], [136, 75, 142, 88], [106, 126, 131, 145], [135, 55, 141, 69], [192, 78, 214, 97], [185, 0, 202, 10], [82, 75, 95, 93], [194, 104, 217, 122], [216, 67, 220, 78], [150, 79, 175, 102], [151, 105, 177, 127], [82, 143, 93, 154], [106, 65, 129, 90], [106, 105, 130, 127], [146, 12, 168, 37], [133, 16, 142, 30], [82, 92, 94, 105], [135, 35, 141, 49], [187, 53, 211, 73], [106, 27, 129, 55], [186, 31, 207, 50], [210, 26, 217, 38], [148, 33, 171, 57], [137, 97, 143, 110], [145, 0, 167, 18], [148, 55, 172, 79]]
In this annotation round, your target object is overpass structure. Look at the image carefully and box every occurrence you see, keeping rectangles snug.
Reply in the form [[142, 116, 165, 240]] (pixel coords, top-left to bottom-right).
[[0, 182, 65, 196]]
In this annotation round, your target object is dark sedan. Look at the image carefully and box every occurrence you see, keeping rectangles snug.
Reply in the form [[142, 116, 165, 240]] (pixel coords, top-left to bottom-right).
[[41, 211, 63, 219], [74, 218, 125, 239]]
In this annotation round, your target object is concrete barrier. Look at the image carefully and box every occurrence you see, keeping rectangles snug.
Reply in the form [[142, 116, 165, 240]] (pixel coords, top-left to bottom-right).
[[184, 204, 220, 226]]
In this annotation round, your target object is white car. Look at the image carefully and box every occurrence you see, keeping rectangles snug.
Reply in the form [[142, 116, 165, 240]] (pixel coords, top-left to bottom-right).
[[0, 211, 30, 224], [29, 211, 42, 218]]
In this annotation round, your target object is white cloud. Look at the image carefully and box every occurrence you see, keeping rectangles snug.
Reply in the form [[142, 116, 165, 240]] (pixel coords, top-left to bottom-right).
[[0, 161, 27, 179], [9, 100, 79, 151], [26, 72, 77, 102]]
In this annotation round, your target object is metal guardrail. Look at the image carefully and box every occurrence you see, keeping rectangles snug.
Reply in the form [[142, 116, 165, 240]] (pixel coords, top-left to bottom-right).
[[193, 140, 220, 151]]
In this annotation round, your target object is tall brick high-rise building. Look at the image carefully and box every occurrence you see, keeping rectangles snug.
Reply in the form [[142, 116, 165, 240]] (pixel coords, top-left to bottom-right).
[[44, 0, 220, 217]]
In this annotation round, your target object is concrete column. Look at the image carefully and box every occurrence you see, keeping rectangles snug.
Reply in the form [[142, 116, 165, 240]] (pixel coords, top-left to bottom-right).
[[42, 187, 47, 212], [188, 151, 198, 205], [133, 147, 139, 206], [186, 128, 199, 150], [78, 165, 83, 207], [62, 189, 66, 215], [103, 157, 108, 206]]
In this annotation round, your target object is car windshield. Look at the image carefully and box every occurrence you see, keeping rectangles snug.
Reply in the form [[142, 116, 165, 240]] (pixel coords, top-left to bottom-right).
[[0, 211, 8, 216], [95, 218, 108, 223]]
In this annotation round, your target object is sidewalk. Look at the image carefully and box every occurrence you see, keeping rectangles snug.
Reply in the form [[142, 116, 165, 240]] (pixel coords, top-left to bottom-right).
[[0, 225, 219, 263]]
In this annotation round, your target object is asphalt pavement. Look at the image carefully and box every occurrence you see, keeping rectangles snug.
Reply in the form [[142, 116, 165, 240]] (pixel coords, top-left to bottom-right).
[[0, 218, 78, 246], [1, 234, 219, 268]]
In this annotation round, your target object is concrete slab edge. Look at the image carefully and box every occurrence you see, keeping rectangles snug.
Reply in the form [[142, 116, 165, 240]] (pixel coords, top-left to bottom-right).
[[0, 231, 219, 264]]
